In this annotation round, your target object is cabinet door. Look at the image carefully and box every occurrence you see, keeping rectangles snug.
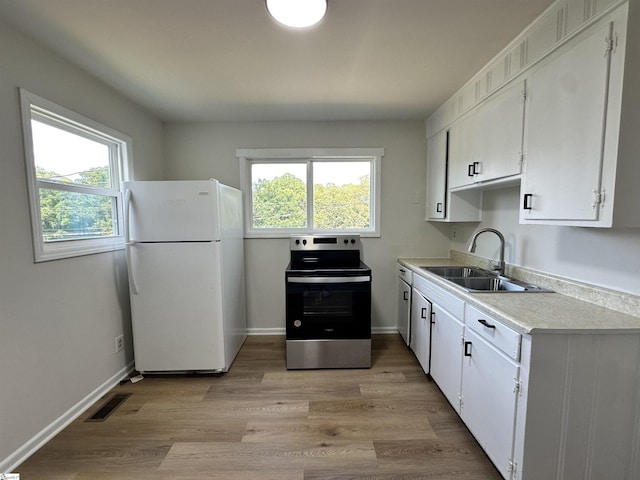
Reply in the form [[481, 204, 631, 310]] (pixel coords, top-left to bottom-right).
[[461, 328, 519, 480], [396, 277, 411, 346], [426, 129, 448, 220], [448, 111, 478, 189], [521, 21, 612, 222], [426, 127, 483, 223], [430, 303, 464, 412], [410, 289, 431, 374], [474, 80, 525, 182]]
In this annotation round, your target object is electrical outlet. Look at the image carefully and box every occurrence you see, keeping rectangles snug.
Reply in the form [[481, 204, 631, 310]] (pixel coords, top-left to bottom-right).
[[115, 335, 124, 353], [452, 229, 457, 239]]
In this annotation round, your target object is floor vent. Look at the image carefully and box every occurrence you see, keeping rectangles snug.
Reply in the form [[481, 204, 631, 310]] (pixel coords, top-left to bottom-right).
[[86, 393, 131, 422]]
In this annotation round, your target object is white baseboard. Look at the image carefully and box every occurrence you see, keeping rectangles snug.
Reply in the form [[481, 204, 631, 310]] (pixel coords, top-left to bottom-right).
[[1, 362, 134, 473], [247, 327, 286, 335], [247, 327, 399, 335], [372, 326, 401, 334]]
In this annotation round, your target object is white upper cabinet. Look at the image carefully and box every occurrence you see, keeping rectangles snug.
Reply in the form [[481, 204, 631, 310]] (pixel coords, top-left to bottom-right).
[[474, 80, 526, 183], [426, 128, 482, 223], [520, 5, 629, 226], [425, 129, 447, 219], [427, 0, 640, 228], [448, 110, 478, 189], [449, 80, 525, 190]]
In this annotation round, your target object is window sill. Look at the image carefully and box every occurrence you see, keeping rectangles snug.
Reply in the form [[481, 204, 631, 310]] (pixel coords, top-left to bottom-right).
[[244, 231, 381, 239], [35, 237, 125, 263]]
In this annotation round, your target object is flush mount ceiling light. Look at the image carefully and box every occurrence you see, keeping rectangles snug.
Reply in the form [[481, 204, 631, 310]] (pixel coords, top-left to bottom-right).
[[266, 0, 328, 28]]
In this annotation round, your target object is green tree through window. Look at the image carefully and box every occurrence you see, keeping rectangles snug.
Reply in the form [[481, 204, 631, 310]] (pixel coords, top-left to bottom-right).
[[252, 173, 306, 228], [239, 148, 382, 237], [252, 171, 370, 230], [314, 175, 370, 229], [37, 166, 115, 241]]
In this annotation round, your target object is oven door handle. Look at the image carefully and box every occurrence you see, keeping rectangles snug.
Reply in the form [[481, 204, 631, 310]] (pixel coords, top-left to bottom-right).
[[287, 276, 371, 284]]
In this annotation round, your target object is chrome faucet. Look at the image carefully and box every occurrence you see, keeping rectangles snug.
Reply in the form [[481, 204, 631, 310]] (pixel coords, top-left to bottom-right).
[[468, 228, 506, 275]]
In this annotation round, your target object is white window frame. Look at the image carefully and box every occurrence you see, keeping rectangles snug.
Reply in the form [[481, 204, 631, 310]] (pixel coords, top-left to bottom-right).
[[237, 148, 383, 238], [19, 89, 133, 262]]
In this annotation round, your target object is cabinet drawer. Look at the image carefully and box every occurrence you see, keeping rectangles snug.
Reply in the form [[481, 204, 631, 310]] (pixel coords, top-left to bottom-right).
[[397, 264, 413, 284], [413, 274, 464, 319], [465, 304, 521, 361]]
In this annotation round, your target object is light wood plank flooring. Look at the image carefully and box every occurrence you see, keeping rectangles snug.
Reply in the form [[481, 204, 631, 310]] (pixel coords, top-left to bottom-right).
[[17, 334, 502, 479]]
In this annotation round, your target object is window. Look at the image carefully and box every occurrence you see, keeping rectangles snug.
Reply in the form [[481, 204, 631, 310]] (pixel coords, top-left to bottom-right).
[[238, 148, 383, 237], [20, 89, 132, 262]]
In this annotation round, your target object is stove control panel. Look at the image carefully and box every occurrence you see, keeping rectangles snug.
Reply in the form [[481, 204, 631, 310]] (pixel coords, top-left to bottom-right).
[[290, 234, 361, 251]]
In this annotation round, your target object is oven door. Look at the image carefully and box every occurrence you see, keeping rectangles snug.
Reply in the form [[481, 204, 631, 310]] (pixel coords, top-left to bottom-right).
[[286, 275, 371, 340]]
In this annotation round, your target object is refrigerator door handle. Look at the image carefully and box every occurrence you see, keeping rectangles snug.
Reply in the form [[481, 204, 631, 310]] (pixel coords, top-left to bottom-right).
[[124, 188, 132, 244], [124, 188, 139, 295]]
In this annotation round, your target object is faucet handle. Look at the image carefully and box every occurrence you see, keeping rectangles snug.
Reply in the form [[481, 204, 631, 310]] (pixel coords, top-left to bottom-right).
[[491, 262, 506, 273]]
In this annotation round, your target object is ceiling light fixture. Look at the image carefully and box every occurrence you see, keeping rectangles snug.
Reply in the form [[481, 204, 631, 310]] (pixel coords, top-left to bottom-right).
[[266, 0, 328, 29]]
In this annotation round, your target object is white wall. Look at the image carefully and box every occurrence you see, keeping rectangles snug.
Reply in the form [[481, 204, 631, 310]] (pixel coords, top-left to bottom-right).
[[451, 187, 640, 295], [163, 121, 451, 332], [0, 19, 163, 469]]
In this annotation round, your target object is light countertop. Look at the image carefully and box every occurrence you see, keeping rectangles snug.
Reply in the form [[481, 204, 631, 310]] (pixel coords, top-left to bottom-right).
[[398, 257, 640, 335]]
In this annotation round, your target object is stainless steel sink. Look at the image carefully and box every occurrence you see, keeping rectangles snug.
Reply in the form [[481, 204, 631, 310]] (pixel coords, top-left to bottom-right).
[[447, 277, 551, 292], [420, 265, 552, 293], [420, 266, 494, 278]]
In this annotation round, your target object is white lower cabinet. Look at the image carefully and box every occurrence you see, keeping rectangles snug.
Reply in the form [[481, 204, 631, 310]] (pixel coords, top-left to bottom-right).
[[413, 273, 465, 412], [429, 302, 464, 412], [411, 270, 640, 480], [395, 264, 412, 346], [461, 328, 520, 479], [415, 275, 521, 478], [409, 288, 431, 374], [513, 333, 640, 480]]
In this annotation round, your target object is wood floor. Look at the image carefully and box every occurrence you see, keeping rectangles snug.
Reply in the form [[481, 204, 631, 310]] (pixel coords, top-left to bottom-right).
[[17, 335, 502, 479]]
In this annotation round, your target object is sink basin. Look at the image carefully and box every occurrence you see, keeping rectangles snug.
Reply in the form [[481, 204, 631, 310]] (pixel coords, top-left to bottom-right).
[[420, 266, 494, 278], [447, 277, 551, 292], [420, 265, 552, 293]]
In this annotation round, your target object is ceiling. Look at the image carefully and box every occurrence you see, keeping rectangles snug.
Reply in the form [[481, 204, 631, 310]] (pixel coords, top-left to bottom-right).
[[0, 0, 555, 123]]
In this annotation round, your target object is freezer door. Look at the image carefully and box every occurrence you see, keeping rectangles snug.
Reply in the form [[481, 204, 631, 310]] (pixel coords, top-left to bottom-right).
[[123, 180, 221, 242], [128, 242, 225, 372]]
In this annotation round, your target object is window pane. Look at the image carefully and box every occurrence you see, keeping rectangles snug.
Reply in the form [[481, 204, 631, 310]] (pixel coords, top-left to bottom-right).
[[313, 161, 371, 229], [39, 189, 116, 241], [251, 163, 307, 229], [31, 119, 112, 188]]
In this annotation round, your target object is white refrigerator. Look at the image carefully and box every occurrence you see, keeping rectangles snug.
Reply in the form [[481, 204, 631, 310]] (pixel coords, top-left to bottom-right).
[[123, 180, 247, 373]]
